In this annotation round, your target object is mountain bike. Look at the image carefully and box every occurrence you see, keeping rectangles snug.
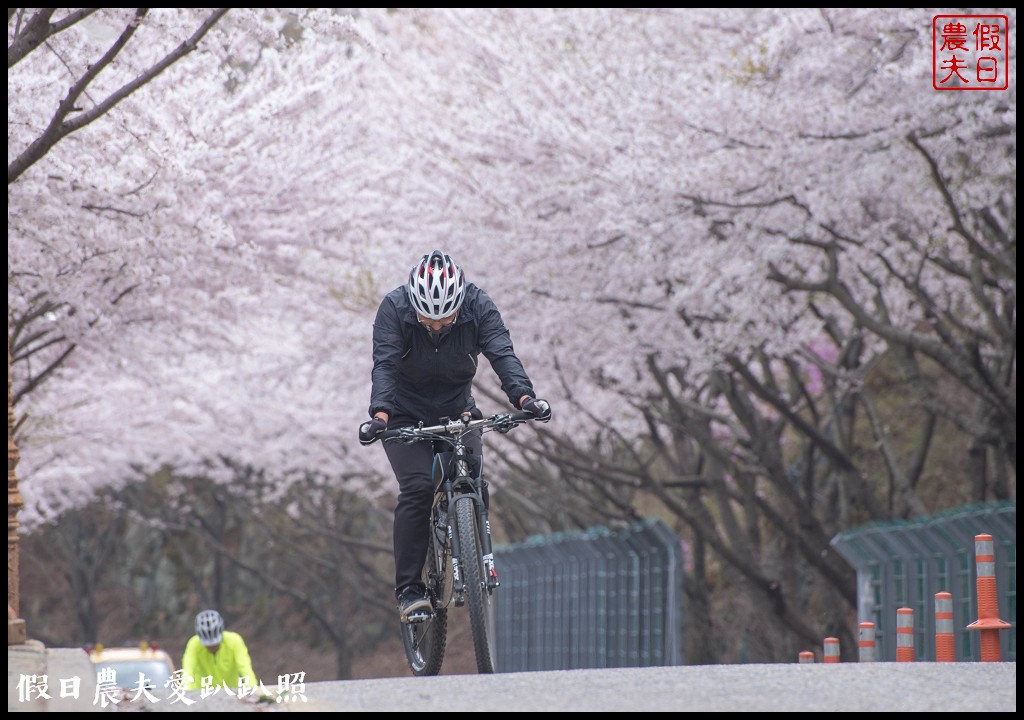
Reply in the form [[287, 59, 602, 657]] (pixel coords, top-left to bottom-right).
[[370, 408, 544, 676]]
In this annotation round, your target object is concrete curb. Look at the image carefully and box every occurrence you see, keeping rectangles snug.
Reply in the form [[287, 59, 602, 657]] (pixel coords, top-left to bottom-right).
[[9, 640, 102, 713], [8, 641, 48, 713]]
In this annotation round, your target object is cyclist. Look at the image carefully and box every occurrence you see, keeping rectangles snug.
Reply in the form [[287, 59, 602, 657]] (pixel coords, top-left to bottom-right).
[[180, 609, 259, 691], [359, 250, 551, 622]]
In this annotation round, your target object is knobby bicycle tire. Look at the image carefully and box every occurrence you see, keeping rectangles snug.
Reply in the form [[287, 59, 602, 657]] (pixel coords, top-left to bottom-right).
[[401, 516, 448, 676], [454, 495, 497, 673]]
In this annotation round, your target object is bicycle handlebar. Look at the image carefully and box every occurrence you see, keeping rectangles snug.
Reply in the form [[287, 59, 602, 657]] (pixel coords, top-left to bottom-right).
[[371, 410, 535, 445]]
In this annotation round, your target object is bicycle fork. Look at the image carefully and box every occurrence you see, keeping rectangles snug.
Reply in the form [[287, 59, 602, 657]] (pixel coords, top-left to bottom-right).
[[473, 481, 501, 594], [476, 488, 500, 591], [446, 458, 500, 604]]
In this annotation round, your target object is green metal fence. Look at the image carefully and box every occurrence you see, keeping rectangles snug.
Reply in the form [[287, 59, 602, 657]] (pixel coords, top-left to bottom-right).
[[493, 518, 685, 672]]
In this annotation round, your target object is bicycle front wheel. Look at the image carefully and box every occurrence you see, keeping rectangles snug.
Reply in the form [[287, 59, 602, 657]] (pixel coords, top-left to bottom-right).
[[454, 495, 497, 673]]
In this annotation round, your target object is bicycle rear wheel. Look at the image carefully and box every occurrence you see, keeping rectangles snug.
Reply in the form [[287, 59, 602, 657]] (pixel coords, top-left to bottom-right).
[[401, 517, 448, 676], [401, 609, 447, 676], [454, 495, 497, 673]]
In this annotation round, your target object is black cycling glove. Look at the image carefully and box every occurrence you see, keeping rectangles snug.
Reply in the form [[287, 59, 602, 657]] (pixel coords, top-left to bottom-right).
[[521, 397, 552, 422], [359, 417, 388, 445]]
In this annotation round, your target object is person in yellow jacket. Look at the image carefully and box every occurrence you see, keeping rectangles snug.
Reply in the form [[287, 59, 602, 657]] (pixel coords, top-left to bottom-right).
[[180, 609, 260, 691]]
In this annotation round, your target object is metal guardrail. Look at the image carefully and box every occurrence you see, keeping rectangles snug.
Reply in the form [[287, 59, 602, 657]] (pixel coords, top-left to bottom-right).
[[493, 518, 685, 672], [830, 501, 1016, 662]]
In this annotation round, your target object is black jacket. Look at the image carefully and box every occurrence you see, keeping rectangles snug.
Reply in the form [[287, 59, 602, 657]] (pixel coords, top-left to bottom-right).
[[368, 283, 535, 425]]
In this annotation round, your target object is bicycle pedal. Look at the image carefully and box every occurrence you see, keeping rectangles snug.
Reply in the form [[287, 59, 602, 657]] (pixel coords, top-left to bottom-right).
[[403, 609, 433, 624]]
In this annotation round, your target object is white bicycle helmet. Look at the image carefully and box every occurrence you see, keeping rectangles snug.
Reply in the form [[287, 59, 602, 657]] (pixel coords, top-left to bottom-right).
[[195, 609, 224, 646], [407, 250, 466, 320]]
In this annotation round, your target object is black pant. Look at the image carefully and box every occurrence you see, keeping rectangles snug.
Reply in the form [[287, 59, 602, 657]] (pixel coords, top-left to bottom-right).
[[384, 429, 483, 600]]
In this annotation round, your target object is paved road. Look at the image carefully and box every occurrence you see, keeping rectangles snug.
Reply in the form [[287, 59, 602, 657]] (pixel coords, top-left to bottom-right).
[[9, 642, 1016, 712]]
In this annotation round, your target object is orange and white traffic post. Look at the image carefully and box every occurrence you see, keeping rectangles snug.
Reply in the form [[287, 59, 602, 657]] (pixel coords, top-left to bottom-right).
[[798, 651, 815, 663], [965, 533, 1011, 662], [858, 621, 876, 662], [896, 607, 914, 662], [934, 591, 955, 662], [823, 637, 840, 663]]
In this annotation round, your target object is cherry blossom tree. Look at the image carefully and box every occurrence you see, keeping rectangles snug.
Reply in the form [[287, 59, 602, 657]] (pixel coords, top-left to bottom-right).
[[9, 8, 390, 521]]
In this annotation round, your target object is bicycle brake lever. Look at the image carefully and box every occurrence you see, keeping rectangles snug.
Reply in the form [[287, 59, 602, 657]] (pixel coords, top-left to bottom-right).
[[494, 414, 515, 434]]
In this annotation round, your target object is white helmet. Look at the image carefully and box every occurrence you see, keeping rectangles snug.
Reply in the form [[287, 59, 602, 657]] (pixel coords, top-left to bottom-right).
[[195, 609, 224, 646], [407, 251, 466, 320]]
